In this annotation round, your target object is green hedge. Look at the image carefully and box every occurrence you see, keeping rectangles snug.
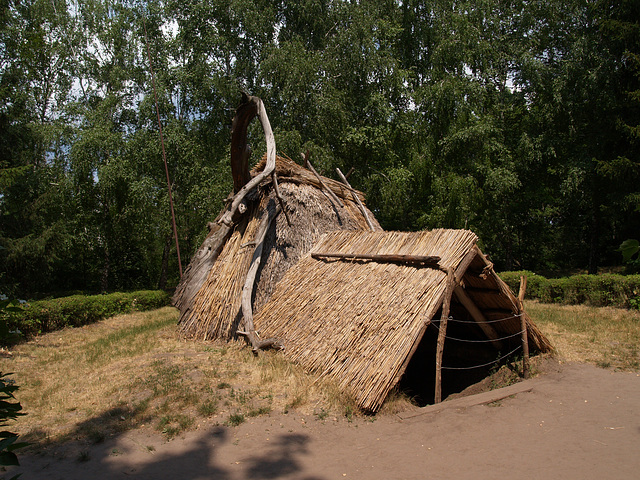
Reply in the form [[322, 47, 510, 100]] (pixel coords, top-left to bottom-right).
[[499, 271, 640, 309], [2, 290, 171, 340]]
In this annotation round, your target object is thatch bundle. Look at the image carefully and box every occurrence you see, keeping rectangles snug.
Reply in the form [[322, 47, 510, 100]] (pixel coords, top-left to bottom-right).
[[252, 229, 553, 412], [175, 155, 381, 340]]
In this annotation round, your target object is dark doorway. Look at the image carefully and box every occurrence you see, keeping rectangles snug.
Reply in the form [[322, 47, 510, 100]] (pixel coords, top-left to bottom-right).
[[398, 307, 503, 406]]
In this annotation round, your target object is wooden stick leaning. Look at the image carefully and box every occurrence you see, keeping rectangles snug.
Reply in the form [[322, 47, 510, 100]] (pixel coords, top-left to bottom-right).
[[336, 167, 375, 231], [238, 205, 283, 353], [304, 156, 344, 208]]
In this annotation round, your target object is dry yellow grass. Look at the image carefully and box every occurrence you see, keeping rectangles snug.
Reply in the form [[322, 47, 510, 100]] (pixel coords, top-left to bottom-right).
[[2, 301, 637, 448], [0, 307, 355, 446], [526, 300, 640, 370]]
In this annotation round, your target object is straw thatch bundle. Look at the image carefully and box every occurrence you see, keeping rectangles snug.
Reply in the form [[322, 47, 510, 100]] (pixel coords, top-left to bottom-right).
[[253, 229, 553, 412], [175, 155, 381, 341]]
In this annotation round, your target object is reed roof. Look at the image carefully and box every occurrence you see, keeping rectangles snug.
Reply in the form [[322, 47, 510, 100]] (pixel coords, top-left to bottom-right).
[[253, 229, 552, 412], [177, 156, 381, 340]]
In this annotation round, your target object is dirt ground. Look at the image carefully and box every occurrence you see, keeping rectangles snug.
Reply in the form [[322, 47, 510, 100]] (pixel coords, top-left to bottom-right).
[[7, 360, 640, 480]]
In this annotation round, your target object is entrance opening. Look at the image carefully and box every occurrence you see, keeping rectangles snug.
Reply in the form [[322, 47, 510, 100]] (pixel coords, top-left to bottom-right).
[[398, 305, 508, 406]]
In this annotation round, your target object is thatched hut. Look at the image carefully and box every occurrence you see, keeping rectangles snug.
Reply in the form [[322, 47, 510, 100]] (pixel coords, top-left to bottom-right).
[[175, 154, 381, 341], [252, 229, 553, 412], [174, 94, 381, 344], [174, 94, 552, 412]]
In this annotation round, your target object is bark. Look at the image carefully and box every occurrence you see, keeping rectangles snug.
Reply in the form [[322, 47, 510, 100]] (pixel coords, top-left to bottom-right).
[[238, 204, 284, 353], [173, 94, 279, 314]]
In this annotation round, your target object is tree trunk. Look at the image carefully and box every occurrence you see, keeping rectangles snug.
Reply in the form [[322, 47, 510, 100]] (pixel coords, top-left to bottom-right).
[[173, 94, 280, 314], [230, 93, 257, 193], [588, 210, 599, 275], [158, 232, 172, 290]]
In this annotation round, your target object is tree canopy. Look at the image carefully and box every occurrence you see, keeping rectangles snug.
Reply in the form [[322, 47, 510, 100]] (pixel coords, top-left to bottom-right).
[[1, 0, 638, 296]]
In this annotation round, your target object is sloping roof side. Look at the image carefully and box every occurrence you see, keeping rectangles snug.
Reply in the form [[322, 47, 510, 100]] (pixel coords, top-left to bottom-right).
[[177, 156, 381, 340], [254, 229, 479, 412]]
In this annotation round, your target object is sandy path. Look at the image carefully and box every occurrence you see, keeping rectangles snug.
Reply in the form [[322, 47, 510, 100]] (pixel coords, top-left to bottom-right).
[[11, 362, 640, 479]]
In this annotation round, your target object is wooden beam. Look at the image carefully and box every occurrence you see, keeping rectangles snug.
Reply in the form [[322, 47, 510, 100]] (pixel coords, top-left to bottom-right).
[[463, 287, 502, 296], [311, 252, 441, 268], [336, 167, 375, 231], [453, 286, 503, 350], [452, 246, 478, 284], [480, 308, 515, 317]]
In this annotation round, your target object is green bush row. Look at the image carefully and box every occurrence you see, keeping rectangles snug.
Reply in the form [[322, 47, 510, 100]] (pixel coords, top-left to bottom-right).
[[2, 290, 171, 340], [499, 271, 640, 309]]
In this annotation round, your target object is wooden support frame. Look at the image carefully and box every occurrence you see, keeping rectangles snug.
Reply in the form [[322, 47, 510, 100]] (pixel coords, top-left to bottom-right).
[[434, 270, 455, 404], [518, 276, 530, 378], [453, 286, 504, 350], [311, 252, 441, 268]]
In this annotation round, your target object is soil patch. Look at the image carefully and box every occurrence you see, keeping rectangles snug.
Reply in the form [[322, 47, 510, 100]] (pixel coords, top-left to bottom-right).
[[10, 360, 640, 479]]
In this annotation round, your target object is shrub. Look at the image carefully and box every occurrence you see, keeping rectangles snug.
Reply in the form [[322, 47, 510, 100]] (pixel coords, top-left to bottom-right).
[[499, 272, 640, 309], [1, 290, 171, 341], [0, 372, 28, 469]]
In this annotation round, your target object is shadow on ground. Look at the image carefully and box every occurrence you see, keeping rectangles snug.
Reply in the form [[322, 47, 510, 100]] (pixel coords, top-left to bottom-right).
[[9, 417, 325, 480]]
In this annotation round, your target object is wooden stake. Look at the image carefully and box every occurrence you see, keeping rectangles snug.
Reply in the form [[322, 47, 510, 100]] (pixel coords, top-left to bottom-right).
[[518, 275, 530, 379], [305, 157, 344, 208], [435, 270, 455, 404]]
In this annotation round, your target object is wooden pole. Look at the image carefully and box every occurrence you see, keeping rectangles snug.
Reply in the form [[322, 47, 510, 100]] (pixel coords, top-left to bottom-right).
[[518, 275, 530, 379], [305, 156, 344, 208], [311, 252, 441, 268], [238, 205, 283, 353], [435, 270, 455, 404], [452, 286, 503, 350], [142, 18, 182, 277]]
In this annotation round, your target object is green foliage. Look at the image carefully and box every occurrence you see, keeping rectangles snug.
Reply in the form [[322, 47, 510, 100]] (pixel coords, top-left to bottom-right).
[[0, 291, 170, 340], [619, 239, 640, 263], [1, 0, 639, 294], [500, 271, 640, 309], [0, 372, 28, 470]]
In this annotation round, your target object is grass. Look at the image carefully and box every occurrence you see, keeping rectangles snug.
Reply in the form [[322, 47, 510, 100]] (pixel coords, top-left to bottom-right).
[[525, 300, 640, 370], [1, 301, 638, 449], [0, 307, 354, 448]]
